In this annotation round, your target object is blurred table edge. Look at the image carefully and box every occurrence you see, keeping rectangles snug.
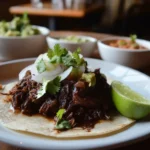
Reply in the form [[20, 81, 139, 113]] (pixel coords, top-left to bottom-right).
[[9, 2, 104, 18]]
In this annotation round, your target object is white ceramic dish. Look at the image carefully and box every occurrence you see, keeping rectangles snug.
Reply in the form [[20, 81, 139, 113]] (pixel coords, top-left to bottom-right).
[[0, 26, 50, 61], [46, 35, 97, 57], [0, 58, 150, 150], [97, 37, 150, 68]]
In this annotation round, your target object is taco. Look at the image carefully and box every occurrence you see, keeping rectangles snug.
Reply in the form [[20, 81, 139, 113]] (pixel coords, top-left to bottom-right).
[[0, 44, 134, 138]]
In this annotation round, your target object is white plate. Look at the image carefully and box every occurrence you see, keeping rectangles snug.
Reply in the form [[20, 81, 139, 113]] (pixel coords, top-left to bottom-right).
[[0, 58, 150, 150]]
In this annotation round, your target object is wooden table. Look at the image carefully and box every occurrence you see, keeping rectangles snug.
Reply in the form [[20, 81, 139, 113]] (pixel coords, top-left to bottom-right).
[[9, 2, 104, 18], [0, 31, 150, 150], [9, 2, 104, 30]]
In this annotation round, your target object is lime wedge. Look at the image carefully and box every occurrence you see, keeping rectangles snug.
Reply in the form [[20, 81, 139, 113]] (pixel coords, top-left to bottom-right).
[[111, 81, 150, 119]]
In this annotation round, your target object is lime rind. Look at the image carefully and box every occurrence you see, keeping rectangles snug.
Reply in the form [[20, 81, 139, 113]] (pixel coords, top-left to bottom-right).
[[112, 81, 150, 105], [111, 81, 150, 120]]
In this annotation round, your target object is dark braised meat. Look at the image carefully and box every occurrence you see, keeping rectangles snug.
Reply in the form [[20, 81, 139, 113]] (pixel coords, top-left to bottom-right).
[[39, 95, 58, 116], [63, 69, 112, 127], [58, 80, 75, 108], [10, 71, 59, 115], [10, 69, 112, 128], [10, 71, 41, 115]]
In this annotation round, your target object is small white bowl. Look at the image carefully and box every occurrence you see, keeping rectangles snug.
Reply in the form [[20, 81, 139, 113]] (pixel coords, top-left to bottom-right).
[[0, 25, 50, 61], [46, 35, 97, 57], [97, 37, 150, 68]]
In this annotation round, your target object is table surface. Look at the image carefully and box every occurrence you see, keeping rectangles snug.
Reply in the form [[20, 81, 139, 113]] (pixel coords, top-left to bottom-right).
[[0, 31, 150, 150], [9, 2, 104, 18]]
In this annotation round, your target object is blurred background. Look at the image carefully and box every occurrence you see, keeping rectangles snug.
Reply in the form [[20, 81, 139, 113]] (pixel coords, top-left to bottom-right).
[[1, 0, 150, 39]]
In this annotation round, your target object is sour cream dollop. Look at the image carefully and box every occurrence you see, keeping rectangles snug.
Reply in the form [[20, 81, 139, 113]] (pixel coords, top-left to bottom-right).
[[19, 53, 65, 83], [19, 50, 86, 83]]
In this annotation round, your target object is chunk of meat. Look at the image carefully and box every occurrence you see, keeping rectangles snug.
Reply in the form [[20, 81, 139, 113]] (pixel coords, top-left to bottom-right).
[[39, 98, 58, 116], [58, 80, 74, 108]]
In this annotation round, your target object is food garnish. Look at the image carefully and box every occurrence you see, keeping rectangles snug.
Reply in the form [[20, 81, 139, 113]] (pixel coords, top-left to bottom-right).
[[47, 44, 68, 64], [81, 73, 96, 87], [47, 44, 85, 68], [130, 34, 137, 43], [26, 44, 86, 84], [55, 109, 71, 130], [37, 76, 61, 98], [111, 81, 150, 119], [56, 108, 66, 120], [55, 120, 71, 130], [36, 58, 47, 73]]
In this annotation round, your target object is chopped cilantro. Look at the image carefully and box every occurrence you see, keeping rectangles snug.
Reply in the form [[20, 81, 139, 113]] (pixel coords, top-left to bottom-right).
[[81, 73, 96, 87], [36, 58, 46, 73], [55, 120, 71, 130], [61, 54, 76, 67], [47, 44, 86, 68], [56, 109, 66, 120], [62, 48, 86, 68], [72, 48, 86, 67], [47, 76, 61, 95], [37, 76, 61, 98], [55, 108, 71, 130], [47, 44, 68, 63], [72, 48, 83, 65], [130, 34, 137, 43]]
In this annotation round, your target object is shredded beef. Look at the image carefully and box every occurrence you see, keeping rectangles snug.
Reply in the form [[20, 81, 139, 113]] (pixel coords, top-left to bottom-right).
[[10, 69, 113, 128], [39, 96, 58, 116], [10, 71, 42, 115], [58, 80, 75, 108]]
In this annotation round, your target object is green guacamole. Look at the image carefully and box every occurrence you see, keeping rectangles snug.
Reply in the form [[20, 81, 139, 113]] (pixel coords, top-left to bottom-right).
[[60, 36, 89, 43], [0, 13, 41, 37]]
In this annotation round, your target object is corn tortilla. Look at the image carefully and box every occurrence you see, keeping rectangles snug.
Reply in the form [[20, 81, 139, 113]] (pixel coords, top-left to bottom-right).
[[0, 82, 134, 138]]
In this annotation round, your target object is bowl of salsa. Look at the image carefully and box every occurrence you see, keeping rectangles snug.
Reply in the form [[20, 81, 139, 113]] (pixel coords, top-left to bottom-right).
[[97, 35, 150, 68]]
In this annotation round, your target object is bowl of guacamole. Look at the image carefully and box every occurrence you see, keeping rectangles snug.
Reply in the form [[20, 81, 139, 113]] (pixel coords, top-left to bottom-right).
[[0, 13, 41, 37], [59, 36, 90, 43], [0, 13, 50, 61], [47, 35, 97, 57]]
